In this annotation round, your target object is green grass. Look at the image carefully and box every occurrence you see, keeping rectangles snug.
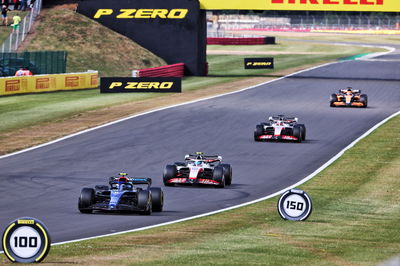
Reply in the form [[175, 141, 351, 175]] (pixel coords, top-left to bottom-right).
[[0, 41, 384, 134], [2, 114, 397, 265], [23, 8, 165, 76]]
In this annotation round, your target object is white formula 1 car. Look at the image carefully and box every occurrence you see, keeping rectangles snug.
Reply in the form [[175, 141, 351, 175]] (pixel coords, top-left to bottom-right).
[[163, 152, 232, 188], [254, 115, 306, 143]]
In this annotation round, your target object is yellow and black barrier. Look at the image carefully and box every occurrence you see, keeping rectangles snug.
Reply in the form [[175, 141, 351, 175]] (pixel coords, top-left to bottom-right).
[[0, 71, 99, 96]]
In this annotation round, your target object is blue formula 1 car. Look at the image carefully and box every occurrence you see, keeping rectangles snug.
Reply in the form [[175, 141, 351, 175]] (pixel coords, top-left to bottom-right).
[[78, 173, 164, 215]]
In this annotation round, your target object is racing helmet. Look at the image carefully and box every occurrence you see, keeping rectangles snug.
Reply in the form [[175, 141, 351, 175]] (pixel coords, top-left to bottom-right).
[[346, 87, 353, 94], [193, 160, 202, 166]]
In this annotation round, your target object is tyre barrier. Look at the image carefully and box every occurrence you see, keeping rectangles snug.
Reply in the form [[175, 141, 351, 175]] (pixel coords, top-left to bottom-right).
[[132, 63, 185, 78], [207, 37, 275, 45]]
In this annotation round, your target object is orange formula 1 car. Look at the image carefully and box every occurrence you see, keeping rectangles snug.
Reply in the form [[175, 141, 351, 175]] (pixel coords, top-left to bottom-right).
[[330, 87, 368, 108]]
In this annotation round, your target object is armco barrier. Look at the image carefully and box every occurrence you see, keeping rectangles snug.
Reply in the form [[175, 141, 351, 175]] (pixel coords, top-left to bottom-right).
[[207, 37, 275, 45], [133, 63, 185, 78], [0, 71, 98, 96]]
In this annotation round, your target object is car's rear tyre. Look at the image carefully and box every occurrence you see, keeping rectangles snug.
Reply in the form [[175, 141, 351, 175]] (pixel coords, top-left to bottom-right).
[[150, 187, 164, 212], [138, 190, 152, 215], [254, 124, 264, 141], [360, 94, 368, 108], [213, 166, 225, 188], [293, 126, 302, 143], [163, 165, 177, 186], [78, 188, 95, 214], [297, 124, 306, 141], [221, 164, 232, 186], [330, 94, 337, 107]]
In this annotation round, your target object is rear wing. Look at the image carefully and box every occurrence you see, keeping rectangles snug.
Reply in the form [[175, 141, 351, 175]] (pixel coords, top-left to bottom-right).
[[339, 89, 361, 93], [284, 117, 298, 122], [129, 178, 152, 186], [109, 177, 152, 186], [184, 154, 222, 162], [269, 116, 298, 122]]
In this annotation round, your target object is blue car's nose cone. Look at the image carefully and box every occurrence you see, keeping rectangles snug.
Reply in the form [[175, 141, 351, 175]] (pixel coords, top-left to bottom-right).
[[109, 190, 124, 208]]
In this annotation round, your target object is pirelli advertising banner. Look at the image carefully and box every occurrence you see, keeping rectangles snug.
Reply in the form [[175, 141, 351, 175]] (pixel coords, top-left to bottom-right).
[[100, 77, 182, 93], [245, 58, 274, 69], [199, 0, 399, 12], [0, 71, 99, 96]]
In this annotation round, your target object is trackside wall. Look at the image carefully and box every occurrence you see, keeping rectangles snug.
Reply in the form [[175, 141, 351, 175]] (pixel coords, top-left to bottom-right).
[[207, 37, 276, 45], [77, 0, 207, 76], [133, 63, 185, 77]]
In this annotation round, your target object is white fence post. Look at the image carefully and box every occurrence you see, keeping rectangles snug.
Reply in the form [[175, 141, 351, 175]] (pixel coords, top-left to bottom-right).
[[15, 30, 19, 51], [9, 33, 13, 52], [22, 17, 27, 42], [29, 8, 34, 29]]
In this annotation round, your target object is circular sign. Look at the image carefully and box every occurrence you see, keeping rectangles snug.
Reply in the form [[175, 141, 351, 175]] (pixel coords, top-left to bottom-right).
[[277, 189, 312, 221], [2, 217, 51, 263]]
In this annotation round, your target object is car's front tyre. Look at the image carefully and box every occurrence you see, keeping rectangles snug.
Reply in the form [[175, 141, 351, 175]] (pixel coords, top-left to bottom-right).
[[221, 164, 232, 186], [138, 190, 152, 215], [297, 124, 306, 141], [360, 94, 368, 108], [213, 166, 225, 188], [254, 124, 264, 141], [78, 188, 95, 214], [163, 165, 177, 186], [293, 126, 302, 143]]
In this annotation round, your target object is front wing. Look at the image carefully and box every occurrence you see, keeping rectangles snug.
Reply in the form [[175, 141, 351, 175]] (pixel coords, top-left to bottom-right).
[[331, 101, 365, 107], [166, 177, 221, 186], [256, 134, 298, 141], [83, 202, 145, 212]]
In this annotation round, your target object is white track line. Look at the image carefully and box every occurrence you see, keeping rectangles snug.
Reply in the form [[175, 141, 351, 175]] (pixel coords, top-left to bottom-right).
[[356, 45, 396, 60], [0, 44, 396, 251]]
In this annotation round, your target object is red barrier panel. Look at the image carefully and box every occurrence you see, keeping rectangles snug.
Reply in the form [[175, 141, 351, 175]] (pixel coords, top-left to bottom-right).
[[135, 63, 185, 77], [207, 37, 267, 45]]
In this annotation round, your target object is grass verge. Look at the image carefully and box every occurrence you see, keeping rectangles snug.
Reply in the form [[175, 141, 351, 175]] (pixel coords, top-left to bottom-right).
[[1, 113, 397, 265]]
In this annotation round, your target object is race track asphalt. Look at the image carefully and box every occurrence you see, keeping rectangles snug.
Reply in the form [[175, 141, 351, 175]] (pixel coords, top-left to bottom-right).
[[0, 45, 399, 245]]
